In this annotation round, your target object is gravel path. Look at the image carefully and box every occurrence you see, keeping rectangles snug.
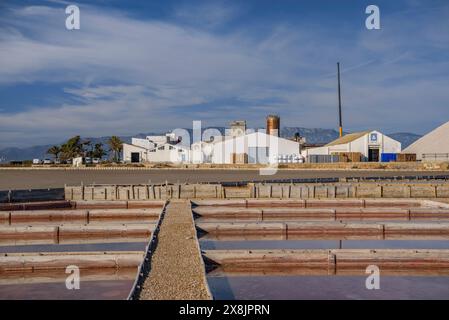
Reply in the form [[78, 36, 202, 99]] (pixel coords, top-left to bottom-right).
[[138, 200, 211, 300]]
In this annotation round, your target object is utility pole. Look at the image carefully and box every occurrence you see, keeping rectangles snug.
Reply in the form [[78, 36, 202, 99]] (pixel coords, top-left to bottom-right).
[[337, 62, 343, 138]]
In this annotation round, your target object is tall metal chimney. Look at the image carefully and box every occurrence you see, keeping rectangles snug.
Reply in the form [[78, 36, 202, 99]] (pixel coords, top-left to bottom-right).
[[337, 62, 343, 138]]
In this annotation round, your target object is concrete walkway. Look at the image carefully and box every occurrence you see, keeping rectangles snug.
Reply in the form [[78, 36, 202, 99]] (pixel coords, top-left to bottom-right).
[[138, 200, 211, 300]]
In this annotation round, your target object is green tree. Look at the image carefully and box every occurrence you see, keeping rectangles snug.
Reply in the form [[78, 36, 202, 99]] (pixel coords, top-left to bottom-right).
[[47, 145, 61, 160], [294, 132, 301, 142], [92, 143, 106, 159], [59, 136, 84, 160], [107, 136, 123, 162], [82, 140, 92, 157]]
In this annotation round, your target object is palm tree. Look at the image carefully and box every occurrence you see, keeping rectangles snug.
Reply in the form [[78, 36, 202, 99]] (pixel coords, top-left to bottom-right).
[[107, 136, 123, 162], [47, 145, 61, 161], [59, 136, 84, 160], [92, 143, 106, 159]]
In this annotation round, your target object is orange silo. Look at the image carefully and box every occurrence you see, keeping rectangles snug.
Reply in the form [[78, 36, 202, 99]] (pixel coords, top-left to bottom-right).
[[266, 115, 280, 137]]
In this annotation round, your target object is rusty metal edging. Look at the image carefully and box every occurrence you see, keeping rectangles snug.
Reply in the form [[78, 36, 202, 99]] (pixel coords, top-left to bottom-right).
[[126, 201, 168, 300]]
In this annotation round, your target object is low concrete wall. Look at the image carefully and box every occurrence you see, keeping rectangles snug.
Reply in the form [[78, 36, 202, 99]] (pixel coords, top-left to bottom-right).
[[0, 251, 143, 273], [0, 200, 72, 211], [65, 183, 449, 201], [193, 206, 449, 221], [0, 224, 155, 245], [203, 249, 449, 276], [0, 208, 161, 225], [197, 221, 449, 239]]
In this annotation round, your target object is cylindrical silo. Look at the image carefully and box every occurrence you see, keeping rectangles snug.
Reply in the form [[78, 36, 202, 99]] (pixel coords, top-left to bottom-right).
[[266, 115, 280, 137]]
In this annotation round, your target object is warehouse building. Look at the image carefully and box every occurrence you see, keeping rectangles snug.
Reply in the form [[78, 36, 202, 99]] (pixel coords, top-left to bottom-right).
[[191, 117, 301, 164], [123, 115, 300, 164], [209, 131, 300, 164], [301, 130, 401, 162], [404, 120, 449, 161]]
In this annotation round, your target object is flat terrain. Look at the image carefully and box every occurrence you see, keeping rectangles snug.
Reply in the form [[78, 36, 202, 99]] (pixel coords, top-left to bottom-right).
[[1, 168, 448, 190]]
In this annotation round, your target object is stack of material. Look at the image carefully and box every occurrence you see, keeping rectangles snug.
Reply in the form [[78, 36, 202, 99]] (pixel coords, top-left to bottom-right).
[[397, 153, 417, 162], [231, 153, 248, 164], [332, 152, 362, 162]]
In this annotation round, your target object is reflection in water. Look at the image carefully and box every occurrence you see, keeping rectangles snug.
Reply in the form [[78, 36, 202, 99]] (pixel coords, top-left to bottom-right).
[[0, 242, 147, 299], [200, 239, 449, 250], [0, 280, 134, 300], [0, 267, 138, 285], [208, 275, 449, 300]]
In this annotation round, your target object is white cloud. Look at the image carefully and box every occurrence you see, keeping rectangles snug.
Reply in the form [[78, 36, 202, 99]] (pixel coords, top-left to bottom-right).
[[0, 2, 448, 147], [172, 1, 242, 29]]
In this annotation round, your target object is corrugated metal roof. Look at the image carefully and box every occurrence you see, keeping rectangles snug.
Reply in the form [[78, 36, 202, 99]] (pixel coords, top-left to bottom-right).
[[325, 131, 370, 146]]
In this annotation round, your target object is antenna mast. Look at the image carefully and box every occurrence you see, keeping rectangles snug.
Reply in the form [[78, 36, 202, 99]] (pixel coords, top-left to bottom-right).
[[337, 62, 343, 137]]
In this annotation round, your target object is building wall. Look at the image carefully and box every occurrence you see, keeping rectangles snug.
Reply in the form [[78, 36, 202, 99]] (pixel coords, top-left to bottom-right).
[[211, 132, 300, 164], [124, 143, 190, 163], [302, 131, 401, 161], [404, 121, 449, 160], [131, 138, 154, 150], [147, 144, 190, 163], [123, 143, 149, 163], [146, 135, 168, 145], [380, 133, 402, 154], [191, 141, 216, 164]]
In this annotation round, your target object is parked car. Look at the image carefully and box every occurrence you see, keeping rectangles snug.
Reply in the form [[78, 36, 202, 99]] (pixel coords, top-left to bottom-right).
[[92, 158, 100, 164], [32, 159, 41, 164], [43, 159, 53, 164], [84, 157, 93, 164]]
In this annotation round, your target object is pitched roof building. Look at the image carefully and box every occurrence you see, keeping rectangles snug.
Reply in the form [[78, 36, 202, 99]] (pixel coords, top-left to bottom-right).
[[404, 121, 449, 161], [301, 130, 401, 162]]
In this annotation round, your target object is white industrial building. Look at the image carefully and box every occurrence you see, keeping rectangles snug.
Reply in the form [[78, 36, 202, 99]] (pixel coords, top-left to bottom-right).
[[192, 131, 301, 164], [404, 120, 449, 161], [302, 130, 401, 162], [123, 116, 301, 164], [190, 118, 301, 164], [123, 133, 190, 163]]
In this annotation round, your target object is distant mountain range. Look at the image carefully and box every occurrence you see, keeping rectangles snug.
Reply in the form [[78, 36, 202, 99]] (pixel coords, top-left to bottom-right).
[[0, 128, 422, 163], [386, 132, 423, 149], [282, 128, 423, 148]]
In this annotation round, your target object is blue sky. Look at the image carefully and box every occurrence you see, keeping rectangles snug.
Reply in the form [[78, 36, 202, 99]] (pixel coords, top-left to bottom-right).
[[0, 0, 448, 147]]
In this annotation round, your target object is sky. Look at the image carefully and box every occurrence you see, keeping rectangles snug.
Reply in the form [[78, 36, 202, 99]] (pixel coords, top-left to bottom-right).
[[0, 0, 448, 148]]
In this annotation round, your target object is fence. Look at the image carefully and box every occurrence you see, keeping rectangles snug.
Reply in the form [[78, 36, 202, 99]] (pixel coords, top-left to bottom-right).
[[423, 153, 449, 161]]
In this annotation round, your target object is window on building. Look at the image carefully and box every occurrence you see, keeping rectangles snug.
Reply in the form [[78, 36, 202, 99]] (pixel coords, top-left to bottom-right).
[[169, 146, 174, 150], [158, 146, 165, 150]]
